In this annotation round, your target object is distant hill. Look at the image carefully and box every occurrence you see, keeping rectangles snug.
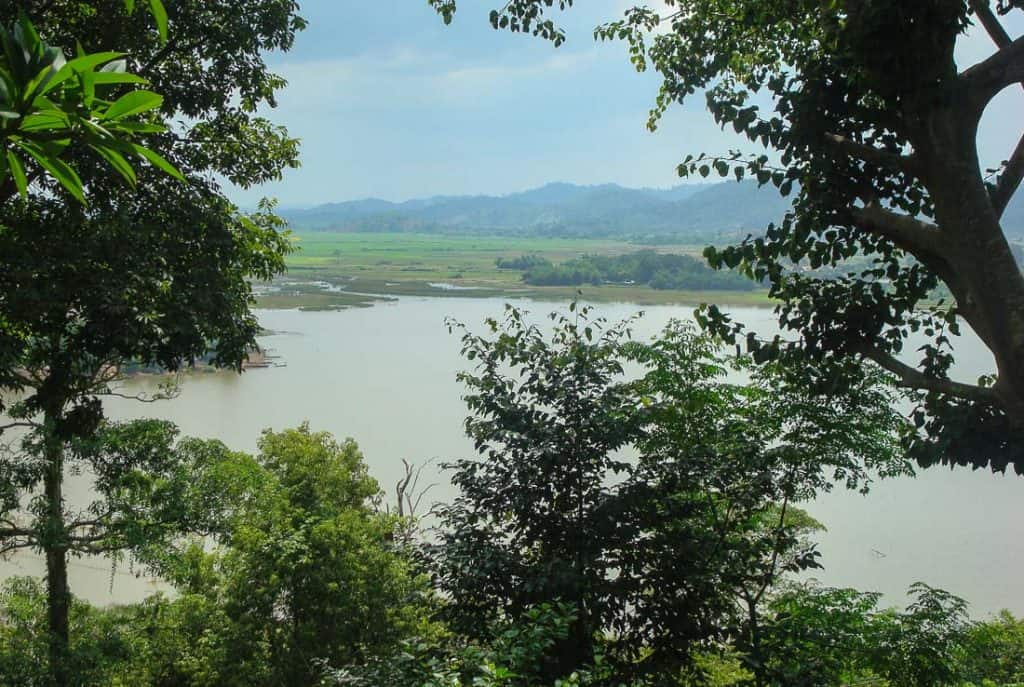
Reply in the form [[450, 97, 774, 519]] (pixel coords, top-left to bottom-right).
[[281, 180, 1024, 243], [280, 181, 792, 241]]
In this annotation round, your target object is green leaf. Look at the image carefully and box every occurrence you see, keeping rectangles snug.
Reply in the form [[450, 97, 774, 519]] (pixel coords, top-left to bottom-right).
[[0, 71, 12, 105], [130, 143, 184, 181], [63, 51, 125, 75], [91, 72, 148, 87], [35, 63, 75, 97], [149, 0, 169, 43], [102, 90, 163, 120], [112, 121, 165, 134], [79, 69, 95, 106], [24, 59, 65, 103], [6, 148, 28, 199], [17, 141, 85, 204], [89, 143, 137, 187], [19, 110, 70, 132]]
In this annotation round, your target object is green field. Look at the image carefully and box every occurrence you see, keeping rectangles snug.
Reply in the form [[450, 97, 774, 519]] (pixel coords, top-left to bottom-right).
[[256, 232, 772, 310]]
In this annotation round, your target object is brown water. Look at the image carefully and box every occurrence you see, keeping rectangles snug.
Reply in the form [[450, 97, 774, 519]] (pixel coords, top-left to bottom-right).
[[3, 296, 1021, 617]]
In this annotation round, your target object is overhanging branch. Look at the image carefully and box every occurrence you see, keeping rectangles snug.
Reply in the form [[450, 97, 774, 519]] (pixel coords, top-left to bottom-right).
[[857, 344, 998, 403], [961, 35, 1024, 105], [848, 202, 947, 258]]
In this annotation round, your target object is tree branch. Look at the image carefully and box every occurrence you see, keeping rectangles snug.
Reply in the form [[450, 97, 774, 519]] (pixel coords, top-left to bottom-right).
[[991, 132, 1024, 218], [0, 539, 34, 557], [857, 344, 999, 403], [848, 202, 949, 260], [0, 421, 39, 432], [971, 0, 1015, 50], [960, 35, 1024, 105], [823, 133, 919, 175]]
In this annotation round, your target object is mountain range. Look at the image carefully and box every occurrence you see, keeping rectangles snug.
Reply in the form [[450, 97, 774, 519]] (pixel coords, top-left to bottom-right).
[[281, 180, 1024, 242]]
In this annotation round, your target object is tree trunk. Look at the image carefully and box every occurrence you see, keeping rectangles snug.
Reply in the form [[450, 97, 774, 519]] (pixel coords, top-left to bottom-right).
[[917, 101, 1024, 428], [43, 410, 70, 687]]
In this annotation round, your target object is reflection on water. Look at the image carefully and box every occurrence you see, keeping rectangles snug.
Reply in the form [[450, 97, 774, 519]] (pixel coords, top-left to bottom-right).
[[3, 296, 1021, 616]]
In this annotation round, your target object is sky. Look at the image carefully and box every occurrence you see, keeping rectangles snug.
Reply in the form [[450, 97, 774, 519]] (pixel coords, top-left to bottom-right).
[[228, 1, 1024, 208]]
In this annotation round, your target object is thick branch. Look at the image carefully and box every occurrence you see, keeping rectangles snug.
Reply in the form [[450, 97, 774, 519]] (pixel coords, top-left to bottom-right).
[[857, 345, 998, 403], [961, 35, 1024, 105], [848, 202, 948, 259], [971, 0, 1015, 49], [824, 133, 919, 175], [992, 132, 1024, 218]]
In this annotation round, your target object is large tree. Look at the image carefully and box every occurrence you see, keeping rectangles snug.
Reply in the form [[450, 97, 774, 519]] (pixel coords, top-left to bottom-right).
[[0, 2, 303, 684], [430, 0, 1024, 473], [435, 308, 904, 683]]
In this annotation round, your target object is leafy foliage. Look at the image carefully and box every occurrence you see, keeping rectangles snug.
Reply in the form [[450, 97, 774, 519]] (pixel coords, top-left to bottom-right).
[[517, 250, 755, 291], [0, 418, 262, 604], [160, 424, 435, 687], [0, 14, 178, 204], [435, 305, 905, 684], [869, 583, 973, 687], [436, 304, 642, 680]]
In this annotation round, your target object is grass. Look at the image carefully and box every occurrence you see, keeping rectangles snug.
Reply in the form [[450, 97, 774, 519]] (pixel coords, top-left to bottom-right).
[[255, 232, 772, 310]]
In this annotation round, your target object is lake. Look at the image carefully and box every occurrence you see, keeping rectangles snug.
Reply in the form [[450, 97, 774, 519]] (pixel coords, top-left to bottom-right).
[[3, 296, 1021, 617]]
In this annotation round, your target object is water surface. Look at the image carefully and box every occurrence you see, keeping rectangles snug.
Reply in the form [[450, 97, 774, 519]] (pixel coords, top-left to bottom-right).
[[4, 297, 1021, 616]]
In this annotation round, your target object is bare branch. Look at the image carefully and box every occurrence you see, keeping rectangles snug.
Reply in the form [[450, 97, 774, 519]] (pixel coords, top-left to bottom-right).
[[992, 132, 1024, 218], [0, 540, 34, 557], [971, 0, 1015, 50], [0, 421, 39, 432], [97, 390, 171, 403], [823, 133, 919, 175], [857, 344, 999, 403]]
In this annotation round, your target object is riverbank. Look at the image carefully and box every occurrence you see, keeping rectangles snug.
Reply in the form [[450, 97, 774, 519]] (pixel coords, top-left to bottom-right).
[[255, 232, 774, 310]]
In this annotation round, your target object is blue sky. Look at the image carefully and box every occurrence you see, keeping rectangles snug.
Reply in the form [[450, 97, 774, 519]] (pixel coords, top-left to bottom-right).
[[230, 2, 1024, 208]]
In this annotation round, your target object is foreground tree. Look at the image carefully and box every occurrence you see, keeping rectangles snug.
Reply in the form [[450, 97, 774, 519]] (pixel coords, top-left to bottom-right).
[[429, 0, 1024, 472], [435, 307, 905, 684], [0, 425, 261, 686], [133, 425, 434, 687], [615, 322, 903, 680], [0, 2, 304, 684], [436, 305, 643, 680]]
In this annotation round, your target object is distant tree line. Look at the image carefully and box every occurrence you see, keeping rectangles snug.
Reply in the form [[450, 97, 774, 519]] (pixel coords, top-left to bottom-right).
[[497, 250, 757, 291]]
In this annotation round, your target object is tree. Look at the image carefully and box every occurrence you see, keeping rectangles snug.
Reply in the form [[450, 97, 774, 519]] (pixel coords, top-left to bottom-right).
[[158, 425, 434, 687], [0, 2, 304, 684], [0, 419, 260, 687], [435, 308, 905, 684], [962, 609, 1024, 685], [435, 304, 643, 682], [754, 584, 882, 687], [429, 0, 1024, 473], [867, 583, 972, 687], [614, 322, 903, 681], [0, 427, 434, 687]]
